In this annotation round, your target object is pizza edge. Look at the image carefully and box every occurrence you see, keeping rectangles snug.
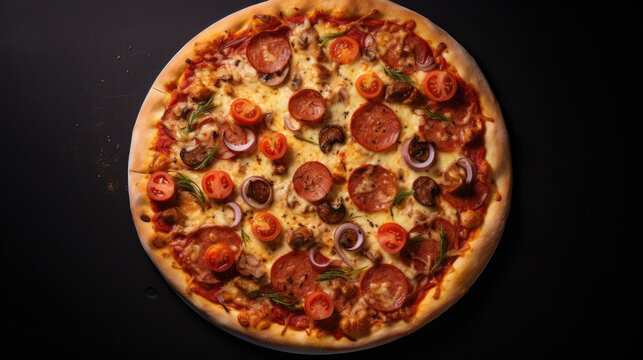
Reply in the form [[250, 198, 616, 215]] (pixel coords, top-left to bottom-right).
[[127, 0, 512, 353]]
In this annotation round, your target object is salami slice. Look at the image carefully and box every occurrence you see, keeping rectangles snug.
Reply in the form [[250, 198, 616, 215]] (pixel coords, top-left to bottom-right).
[[292, 161, 333, 202], [170, 225, 242, 284], [214, 122, 247, 159], [442, 180, 490, 210], [270, 251, 320, 298], [246, 30, 291, 74], [288, 89, 326, 123], [350, 103, 401, 152], [347, 164, 397, 212], [360, 264, 409, 312], [402, 218, 456, 272]]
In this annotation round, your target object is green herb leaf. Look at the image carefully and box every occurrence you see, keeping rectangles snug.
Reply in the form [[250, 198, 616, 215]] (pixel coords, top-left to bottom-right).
[[192, 143, 219, 170], [431, 226, 447, 271], [182, 95, 216, 135], [246, 290, 296, 308], [317, 31, 346, 46], [240, 228, 249, 243], [316, 266, 368, 282], [382, 64, 414, 85], [421, 107, 454, 126], [390, 190, 415, 217], [293, 134, 318, 145], [174, 172, 206, 210]]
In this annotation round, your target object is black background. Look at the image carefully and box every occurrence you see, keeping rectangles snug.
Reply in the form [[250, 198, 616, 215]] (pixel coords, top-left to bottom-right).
[[0, 0, 636, 358]]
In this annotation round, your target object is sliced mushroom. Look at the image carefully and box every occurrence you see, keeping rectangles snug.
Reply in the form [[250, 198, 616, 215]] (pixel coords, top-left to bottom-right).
[[247, 179, 272, 205], [408, 136, 432, 162], [286, 226, 315, 248], [412, 176, 440, 206], [318, 125, 345, 153], [290, 73, 302, 91], [180, 145, 210, 167], [317, 201, 346, 224], [236, 253, 266, 279], [258, 64, 290, 87]]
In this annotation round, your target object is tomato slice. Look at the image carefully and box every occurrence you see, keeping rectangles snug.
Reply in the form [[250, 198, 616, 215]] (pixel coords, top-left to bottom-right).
[[259, 132, 287, 160], [201, 170, 233, 200], [204, 243, 235, 272], [251, 212, 281, 241], [355, 73, 383, 99], [422, 70, 458, 102], [146, 171, 175, 201], [377, 223, 408, 254], [304, 290, 334, 320], [329, 36, 360, 64], [230, 98, 262, 125]]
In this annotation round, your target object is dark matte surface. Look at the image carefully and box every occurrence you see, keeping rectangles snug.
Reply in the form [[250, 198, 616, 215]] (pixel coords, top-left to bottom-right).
[[0, 0, 635, 358]]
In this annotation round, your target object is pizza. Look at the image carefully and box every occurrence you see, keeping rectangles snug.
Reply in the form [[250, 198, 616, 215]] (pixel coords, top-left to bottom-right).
[[127, 0, 511, 353]]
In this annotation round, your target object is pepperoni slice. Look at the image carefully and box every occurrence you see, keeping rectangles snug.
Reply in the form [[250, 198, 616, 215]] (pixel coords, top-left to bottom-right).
[[246, 30, 291, 74], [288, 89, 326, 123], [442, 181, 490, 210], [270, 251, 320, 298], [215, 123, 247, 159], [348, 164, 397, 212], [402, 218, 456, 272], [292, 161, 333, 202], [170, 225, 242, 284], [350, 103, 401, 152], [360, 264, 409, 312]]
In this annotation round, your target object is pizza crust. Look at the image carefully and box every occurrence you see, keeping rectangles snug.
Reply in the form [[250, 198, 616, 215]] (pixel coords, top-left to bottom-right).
[[128, 0, 512, 353]]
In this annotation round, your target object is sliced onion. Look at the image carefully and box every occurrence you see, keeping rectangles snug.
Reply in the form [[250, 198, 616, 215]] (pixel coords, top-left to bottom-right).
[[223, 127, 256, 152], [456, 157, 476, 184], [402, 137, 435, 170], [333, 223, 365, 267], [283, 114, 301, 131], [263, 112, 276, 131], [309, 244, 331, 268], [224, 202, 243, 227], [416, 55, 437, 72], [241, 176, 273, 209]]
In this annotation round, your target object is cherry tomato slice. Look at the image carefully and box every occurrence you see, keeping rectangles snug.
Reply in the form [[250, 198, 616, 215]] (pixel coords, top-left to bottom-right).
[[329, 36, 360, 64], [201, 170, 233, 200], [377, 223, 408, 254], [304, 290, 334, 320], [259, 132, 287, 160], [422, 70, 458, 102], [355, 73, 384, 99], [251, 212, 281, 241], [205, 243, 235, 272], [146, 171, 175, 201], [230, 98, 262, 125]]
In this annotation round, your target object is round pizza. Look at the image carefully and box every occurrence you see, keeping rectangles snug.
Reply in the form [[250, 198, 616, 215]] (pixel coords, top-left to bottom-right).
[[128, 0, 511, 353]]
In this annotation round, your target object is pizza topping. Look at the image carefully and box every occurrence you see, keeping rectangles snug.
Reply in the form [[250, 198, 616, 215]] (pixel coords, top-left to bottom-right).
[[401, 136, 435, 170], [329, 36, 360, 64], [246, 30, 291, 74], [215, 123, 247, 159], [283, 114, 302, 131], [202, 170, 234, 200], [304, 291, 334, 320], [350, 103, 401, 152], [318, 125, 345, 153], [317, 201, 346, 224], [422, 70, 457, 102], [251, 212, 281, 241], [205, 243, 235, 272], [241, 176, 273, 209], [333, 223, 364, 267], [376, 223, 407, 254], [292, 161, 333, 202], [224, 201, 243, 227], [288, 89, 326, 123], [236, 253, 266, 279], [348, 165, 397, 212], [360, 264, 409, 312], [270, 251, 320, 298], [412, 176, 440, 206], [442, 180, 489, 210], [180, 145, 209, 167], [258, 63, 290, 87], [259, 132, 288, 160], [174, 173, 206, 210], [308, 244, 332, 270], [404, 34, 435, 72], [355, 73, 383, 99], [384, 81, 424, 104], [456, 157, 476, 185], [402, 218, 454, 272], [147, 171, 175, 201], [230, 98, 263, 125], [285, 226, 314, 249]]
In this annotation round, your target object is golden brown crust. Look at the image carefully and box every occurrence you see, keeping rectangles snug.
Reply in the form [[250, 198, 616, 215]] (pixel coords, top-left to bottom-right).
[[127, 0, 512, 353]]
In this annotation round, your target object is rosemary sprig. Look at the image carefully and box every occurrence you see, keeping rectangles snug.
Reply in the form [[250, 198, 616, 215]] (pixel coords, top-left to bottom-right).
[[390, 190, 415, 217], [382, 64, 414, 85], [316, 266, 368, 282], [317, 31, 346, 46], [240, 228, 249, 243], [421, 107, 454, 126], [246, 290, 296, 308], [431, 226, 447, 271], [174, 172, 206, 210], [192, 143, 219, 170], [182, 95, 216, 135], [293, 134, 318, 145]]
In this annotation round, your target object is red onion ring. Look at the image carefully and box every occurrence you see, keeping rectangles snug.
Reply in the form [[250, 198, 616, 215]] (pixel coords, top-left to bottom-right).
[[224, 202, 243, 227], [333, 223, 364, 266], [223, 127, 256, 152], [283, 114, 301, 131], [241, 176, 273, 209], [416, 55, 437, 72], [309, 244, 331, 269], [456, 157, 476, 184], [401, 137, 435, 170]]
